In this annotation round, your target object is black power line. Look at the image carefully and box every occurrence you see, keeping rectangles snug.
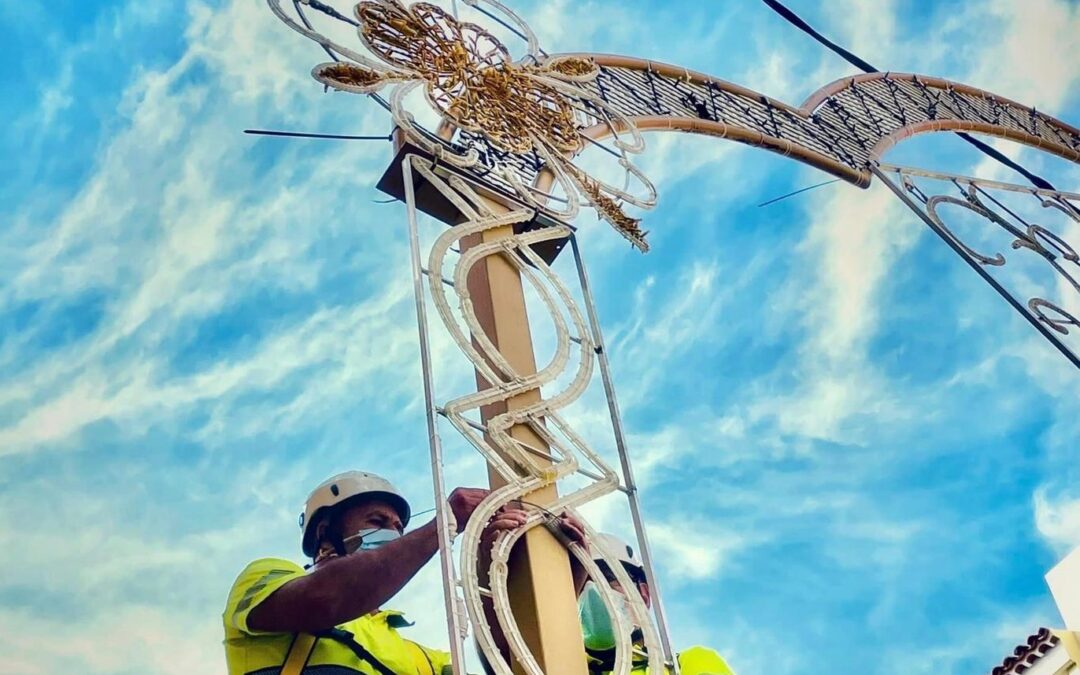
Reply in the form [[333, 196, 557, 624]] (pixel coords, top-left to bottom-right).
[[760, 0, 1058, 191]]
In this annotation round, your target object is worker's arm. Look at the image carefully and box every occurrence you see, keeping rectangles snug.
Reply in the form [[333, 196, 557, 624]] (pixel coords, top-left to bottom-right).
[[248, 487, 509, 634]]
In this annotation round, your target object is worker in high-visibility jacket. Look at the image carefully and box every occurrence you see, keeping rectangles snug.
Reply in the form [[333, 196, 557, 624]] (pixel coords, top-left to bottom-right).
[[578, 533, 736, 675], [223, 471, 582, 675]]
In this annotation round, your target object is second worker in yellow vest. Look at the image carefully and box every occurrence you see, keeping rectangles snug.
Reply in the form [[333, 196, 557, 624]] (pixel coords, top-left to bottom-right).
[[578, 533, 736, 675]]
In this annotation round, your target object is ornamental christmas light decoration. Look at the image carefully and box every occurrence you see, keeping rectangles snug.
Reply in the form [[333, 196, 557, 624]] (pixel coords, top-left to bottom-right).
[[270, 0, 658, 250]]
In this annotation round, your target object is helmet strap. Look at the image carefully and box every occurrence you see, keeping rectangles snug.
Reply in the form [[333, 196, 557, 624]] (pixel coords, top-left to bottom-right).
[[328, 529, 347, 557], [313, 512, 349, 561], [324, 513, 348, 557]]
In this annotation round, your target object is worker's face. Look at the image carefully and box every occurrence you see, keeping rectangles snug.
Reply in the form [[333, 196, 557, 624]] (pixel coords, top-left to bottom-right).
[[602, 566, 652, 610], [313, 498, 405, 559], [335, 499, 405, 541]]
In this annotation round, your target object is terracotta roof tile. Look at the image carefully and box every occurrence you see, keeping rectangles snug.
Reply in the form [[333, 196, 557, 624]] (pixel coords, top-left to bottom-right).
[[991, 628, 1059, 675]]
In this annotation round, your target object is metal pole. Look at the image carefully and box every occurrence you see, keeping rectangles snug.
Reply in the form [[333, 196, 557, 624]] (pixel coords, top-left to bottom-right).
[[569, 234, 680, 673], [871, 163, 1080, 369], [403, 156, 468, 673]]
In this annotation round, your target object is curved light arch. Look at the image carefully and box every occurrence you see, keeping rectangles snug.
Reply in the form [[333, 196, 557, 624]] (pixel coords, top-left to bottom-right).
[[567, 54, 1080, 187]]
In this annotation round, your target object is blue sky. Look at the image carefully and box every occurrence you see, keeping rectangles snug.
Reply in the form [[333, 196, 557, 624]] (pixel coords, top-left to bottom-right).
[[2, 0, 1080, 673]]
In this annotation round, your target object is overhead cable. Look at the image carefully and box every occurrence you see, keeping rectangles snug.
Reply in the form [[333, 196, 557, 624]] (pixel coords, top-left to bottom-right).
[[760, 0, 1058, 191]]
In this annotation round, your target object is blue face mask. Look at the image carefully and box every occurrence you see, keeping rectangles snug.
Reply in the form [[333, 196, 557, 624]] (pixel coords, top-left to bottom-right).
[[342, 527, 401, 553]]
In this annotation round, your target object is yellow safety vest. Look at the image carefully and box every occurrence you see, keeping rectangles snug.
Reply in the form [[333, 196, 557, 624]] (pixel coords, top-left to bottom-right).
[[587, 645, 735, 675], [223, 558, 451, 675]]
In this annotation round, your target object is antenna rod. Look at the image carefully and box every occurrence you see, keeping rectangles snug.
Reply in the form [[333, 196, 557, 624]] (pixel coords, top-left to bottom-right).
[[757, 178, 841, 207], [243, 129, 391, 141]]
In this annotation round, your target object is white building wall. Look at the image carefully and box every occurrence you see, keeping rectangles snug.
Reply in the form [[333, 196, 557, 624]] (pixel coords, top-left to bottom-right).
[[1048, 546, 1080, 631]]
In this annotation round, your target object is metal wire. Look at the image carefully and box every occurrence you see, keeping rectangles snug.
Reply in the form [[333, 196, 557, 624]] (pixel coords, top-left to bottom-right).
[[244, 129, 392, 141], [757, 178, 841, 207], [470, 4, 548, 57]]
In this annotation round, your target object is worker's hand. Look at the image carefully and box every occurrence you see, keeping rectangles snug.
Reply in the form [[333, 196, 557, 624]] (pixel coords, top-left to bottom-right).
[[486, 503, 529, 534], [477, 502, 529, 550], [555, 512, 587, 549], [447, 487, 502, 534]]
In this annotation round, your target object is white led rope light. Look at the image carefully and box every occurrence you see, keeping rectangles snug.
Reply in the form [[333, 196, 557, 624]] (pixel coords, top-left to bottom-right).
[[405, 156, 664, 675]]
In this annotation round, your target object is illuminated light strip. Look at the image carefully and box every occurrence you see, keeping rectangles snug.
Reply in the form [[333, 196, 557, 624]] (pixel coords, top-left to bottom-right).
[[405, 154, 665, 675]]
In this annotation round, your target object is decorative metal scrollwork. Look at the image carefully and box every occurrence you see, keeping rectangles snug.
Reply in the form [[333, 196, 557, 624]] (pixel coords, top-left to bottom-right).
[[876, 163, 1080, 367], [268, 0, 658, 250], [1030, 298, 1080, 336], [925, 195, 1008, 266]]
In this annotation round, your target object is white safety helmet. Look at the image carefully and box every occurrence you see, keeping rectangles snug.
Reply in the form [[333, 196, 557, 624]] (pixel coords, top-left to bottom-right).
[[300, 471, 411, 557], [593, 532, 645, 580]]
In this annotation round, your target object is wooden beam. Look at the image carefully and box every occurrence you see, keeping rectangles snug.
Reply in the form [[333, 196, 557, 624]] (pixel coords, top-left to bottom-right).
[[463, 209, 588, 675]]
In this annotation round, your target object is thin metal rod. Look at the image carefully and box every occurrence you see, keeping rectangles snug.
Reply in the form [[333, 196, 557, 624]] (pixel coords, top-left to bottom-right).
[[244, 129, 391, 141], [757, 178, 841, 207], [877, 163, 1080, 201], [403, 155, 468, 673], [292, 0, 340, 63], [510, 438, 630, 492], [579, 132, 623, 158], [569, 234, 680, 672], [304, 0, 359, 26], [871, 163, 1079, 369], [287, 0, 390, 114], [438, 276, 456, 289], [471, 4, 547, 57], [442, 409, 629, 492], [368, 92, 392, 112], [419, 267, 456, 288], [971, 184, 1042, 235]]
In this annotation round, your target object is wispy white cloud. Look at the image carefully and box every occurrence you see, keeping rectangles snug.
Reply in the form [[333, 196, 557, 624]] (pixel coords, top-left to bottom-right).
[[1035, 489, 1080, 556], [0, 606, 223, 675], [648, 518, 749, 581], [962, 0, 1080, 108]]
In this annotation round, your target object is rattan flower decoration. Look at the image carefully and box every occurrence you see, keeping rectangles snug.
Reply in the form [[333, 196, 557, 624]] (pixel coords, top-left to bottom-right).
[[267, 0, 657, 250]]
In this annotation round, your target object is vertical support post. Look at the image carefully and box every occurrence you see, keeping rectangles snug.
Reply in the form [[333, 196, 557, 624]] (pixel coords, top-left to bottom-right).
[[403, 158, 468, 674], [463, 201, 589, 675], [570, 234, 680, 673]]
